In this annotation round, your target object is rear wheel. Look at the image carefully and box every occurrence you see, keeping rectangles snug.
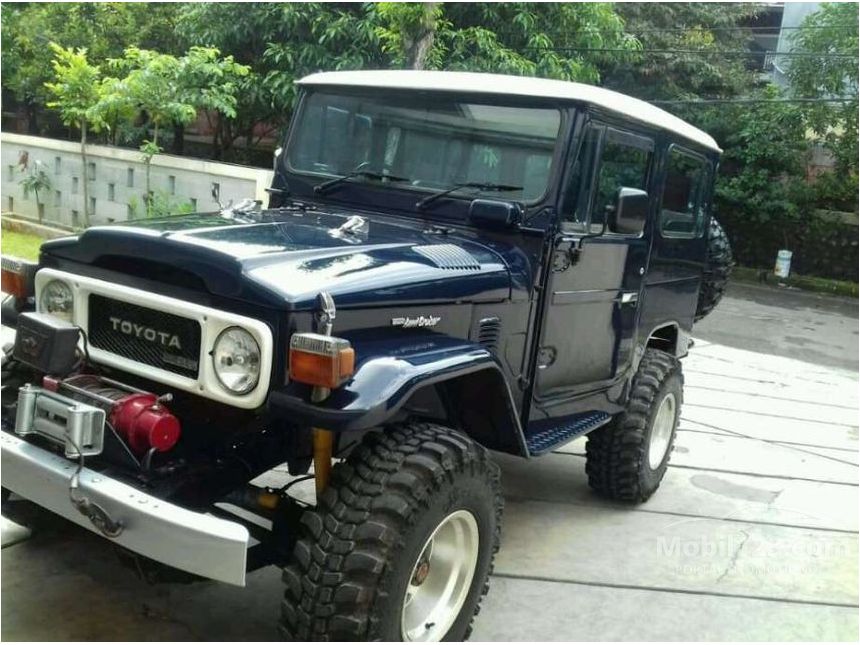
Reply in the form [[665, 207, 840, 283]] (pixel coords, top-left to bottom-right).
[[585, 349, 683, 502], [695, 217, 733, 321], [279, 422, 502, 641]]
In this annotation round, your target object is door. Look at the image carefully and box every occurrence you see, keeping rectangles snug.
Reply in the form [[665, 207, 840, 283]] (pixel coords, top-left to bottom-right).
[[531, 120, 655, 419], [639, 144, 713, 339]]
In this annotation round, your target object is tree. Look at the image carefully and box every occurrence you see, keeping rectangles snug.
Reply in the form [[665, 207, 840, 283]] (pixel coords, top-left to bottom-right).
[[178, 2, 637, 159], [106, 46, 248, 212], [1, 2, 184, 134], [178, 3, 385, 158], [438, 3, 637, 82], [18, 160, 52, 224], [604, 3, 760, 100], [787, 2, 858, 175], [44, 43, 106, 228], [376, 3, 442, 69]]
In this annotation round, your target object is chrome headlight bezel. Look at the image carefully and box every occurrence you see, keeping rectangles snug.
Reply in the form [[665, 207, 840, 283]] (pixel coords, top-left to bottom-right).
[[38, 279, 75, 322], [211, 326, 262, 395]]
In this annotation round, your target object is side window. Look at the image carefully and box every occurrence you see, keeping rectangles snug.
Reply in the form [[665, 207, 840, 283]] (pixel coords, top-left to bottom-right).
[[660, 147, 709, 238], [592, 130, 652, 234]]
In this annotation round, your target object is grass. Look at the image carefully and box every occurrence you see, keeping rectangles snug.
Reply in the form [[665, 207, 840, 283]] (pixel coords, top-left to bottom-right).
[[732, 265, 858, 298], [1, 229, 44, 261]]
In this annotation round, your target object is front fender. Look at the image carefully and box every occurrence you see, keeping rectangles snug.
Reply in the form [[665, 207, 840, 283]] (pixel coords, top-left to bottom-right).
[[267, 334, 527, 455]]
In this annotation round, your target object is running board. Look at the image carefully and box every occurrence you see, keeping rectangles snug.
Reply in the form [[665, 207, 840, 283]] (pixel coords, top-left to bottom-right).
[[526, 411, 612, 456]]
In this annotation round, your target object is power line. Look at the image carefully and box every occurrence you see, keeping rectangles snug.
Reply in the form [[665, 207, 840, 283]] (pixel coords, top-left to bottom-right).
[[652, 97, 857, 105], [628, 24, 859, 33], [494, 24, 858, 39], [518, 47, 858, 58]]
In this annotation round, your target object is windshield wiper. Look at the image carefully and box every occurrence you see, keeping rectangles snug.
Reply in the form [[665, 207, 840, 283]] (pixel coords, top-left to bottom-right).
[[314, 166, 410, 195], [416, 182, 523, 211]]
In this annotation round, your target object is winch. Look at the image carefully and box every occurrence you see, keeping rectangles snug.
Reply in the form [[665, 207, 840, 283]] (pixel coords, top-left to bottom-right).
[[44, 374, 181, 456]]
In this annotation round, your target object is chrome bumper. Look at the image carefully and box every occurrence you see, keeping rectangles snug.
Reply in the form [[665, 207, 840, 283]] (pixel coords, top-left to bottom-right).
[[0, 431, 250, 585]]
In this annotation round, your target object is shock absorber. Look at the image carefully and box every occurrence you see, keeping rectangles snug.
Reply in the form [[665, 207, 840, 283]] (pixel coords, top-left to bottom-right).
[[46, 374, 181, 456]]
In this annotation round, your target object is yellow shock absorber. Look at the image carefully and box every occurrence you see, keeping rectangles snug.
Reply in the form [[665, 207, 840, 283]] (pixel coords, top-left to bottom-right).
[[312, 427, 334, 497], [310, 384, 334, 497]]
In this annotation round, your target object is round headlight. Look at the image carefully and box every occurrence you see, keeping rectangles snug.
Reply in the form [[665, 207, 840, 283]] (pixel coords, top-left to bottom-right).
[[39, 280, 74, 322], [212, 327, 261, 394]]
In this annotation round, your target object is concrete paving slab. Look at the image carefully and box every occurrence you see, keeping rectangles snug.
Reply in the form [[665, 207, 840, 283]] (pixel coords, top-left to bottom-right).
[[669, 432, 859, 485], [681, 416, 859, 451], [0, 525, 283, 641], [495, 499, 858, 605], [685, 378, 859, 408], [472, 576, 860, 641], [686, 346, 858, 390], [495, 452, 860, 533], [683, 388, 858, 427], [555, 430, 859, 485]]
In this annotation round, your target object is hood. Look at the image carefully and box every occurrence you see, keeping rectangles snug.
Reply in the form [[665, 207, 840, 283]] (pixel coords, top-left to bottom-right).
[[41, 208, 516, 309]]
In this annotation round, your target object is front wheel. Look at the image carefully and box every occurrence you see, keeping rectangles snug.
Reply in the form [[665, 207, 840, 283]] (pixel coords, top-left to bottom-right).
[[280, 422, 503, 641]]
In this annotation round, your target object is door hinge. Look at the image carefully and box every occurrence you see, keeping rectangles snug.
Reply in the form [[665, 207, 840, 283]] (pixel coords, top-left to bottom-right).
[[537, 346, 557, 369], [552, 250, 571, 273]]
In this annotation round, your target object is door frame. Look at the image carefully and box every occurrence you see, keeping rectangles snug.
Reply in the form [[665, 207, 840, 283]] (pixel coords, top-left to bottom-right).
[[524, 108, 664, 420]]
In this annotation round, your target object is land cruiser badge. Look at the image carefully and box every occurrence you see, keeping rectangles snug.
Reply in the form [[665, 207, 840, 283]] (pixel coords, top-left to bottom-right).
[[391, 315, 441, 329]]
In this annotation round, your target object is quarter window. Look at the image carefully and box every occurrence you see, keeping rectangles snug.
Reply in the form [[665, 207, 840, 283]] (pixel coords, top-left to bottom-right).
[[660, 148, 709, 238]]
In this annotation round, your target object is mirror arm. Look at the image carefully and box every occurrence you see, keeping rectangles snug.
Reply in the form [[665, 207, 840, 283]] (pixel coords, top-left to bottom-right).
[[568, 221, 607, 266]]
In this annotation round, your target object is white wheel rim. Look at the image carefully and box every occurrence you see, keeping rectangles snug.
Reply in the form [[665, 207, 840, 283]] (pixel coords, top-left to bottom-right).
[[401, 509, 480, 642], [648, 392, 677, 470]]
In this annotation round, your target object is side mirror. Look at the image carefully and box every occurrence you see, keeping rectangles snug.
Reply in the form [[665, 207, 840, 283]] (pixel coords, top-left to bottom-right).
[[610, 187, 649, 235], [469, 199, 522, 228]]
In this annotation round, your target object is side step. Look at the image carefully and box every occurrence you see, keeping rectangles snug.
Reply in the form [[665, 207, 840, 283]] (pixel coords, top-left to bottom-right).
[[526, 411, 612, 456]]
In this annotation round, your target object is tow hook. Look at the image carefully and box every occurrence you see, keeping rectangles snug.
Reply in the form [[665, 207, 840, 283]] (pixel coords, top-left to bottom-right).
[[67, 443, 123, 538], [70, 490, 124, 538]]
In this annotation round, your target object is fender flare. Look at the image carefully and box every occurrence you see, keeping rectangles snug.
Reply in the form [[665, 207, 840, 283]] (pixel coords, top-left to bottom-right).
[[267, 335, 528, 456], [642, 320, 691, 359]]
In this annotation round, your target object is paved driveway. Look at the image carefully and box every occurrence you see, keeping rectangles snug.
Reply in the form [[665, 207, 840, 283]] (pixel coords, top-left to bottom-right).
[[2, 288, 858, 641]]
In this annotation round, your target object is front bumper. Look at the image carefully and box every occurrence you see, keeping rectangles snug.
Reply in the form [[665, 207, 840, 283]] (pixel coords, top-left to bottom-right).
[[0, 430, 250, 585]]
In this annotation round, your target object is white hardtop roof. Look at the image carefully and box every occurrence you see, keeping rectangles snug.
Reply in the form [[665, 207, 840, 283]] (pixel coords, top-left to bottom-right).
[[298, 70, 721, 153]]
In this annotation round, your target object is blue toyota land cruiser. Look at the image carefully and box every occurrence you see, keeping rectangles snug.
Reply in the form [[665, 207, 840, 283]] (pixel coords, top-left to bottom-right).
[[1, 71, 732, 641]]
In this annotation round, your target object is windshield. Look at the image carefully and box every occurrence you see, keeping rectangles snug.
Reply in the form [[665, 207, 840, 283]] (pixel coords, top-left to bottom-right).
[[288, 90, 562, 204]]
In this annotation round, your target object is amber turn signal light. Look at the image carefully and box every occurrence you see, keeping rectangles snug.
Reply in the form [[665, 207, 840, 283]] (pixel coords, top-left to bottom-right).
[[289, 333, 355, 389], [1, 256, 37, 300]]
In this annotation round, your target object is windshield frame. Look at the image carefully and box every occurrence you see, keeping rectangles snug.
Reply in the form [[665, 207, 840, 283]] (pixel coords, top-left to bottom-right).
[[280, 86, 571, 220]]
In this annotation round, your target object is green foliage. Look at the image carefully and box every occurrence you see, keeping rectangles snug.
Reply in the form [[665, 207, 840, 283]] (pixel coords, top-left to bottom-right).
[[44, 43, 106, 228], [127, 191, 195, 219], [176, 2, 638, 150], [376, 3, 443, 69], [102, 45, 248, 212], [787, 2, 858, 174], [439, 3, 637, 83], [178, 2, 384, 148], [18, 160, 52, 222], [606, 3, 759, 100], [1, 2, 183, 124], [43, 43, 105, 132]]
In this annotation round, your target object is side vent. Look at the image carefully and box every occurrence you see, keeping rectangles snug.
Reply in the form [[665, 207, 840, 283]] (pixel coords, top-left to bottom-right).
[[477, 316, 502, 354], [414, 244, 481, 271]]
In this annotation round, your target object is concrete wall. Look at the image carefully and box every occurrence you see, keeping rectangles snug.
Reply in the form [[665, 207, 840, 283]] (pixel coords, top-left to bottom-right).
[[0, 133, 274, 228]]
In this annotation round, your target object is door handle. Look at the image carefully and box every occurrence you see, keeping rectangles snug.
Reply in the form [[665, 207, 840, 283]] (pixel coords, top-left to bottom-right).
[[620, 292, 639, 305]]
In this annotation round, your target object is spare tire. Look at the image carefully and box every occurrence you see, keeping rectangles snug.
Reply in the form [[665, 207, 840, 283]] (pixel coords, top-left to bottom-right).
[[695, 217, 733, 321]]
